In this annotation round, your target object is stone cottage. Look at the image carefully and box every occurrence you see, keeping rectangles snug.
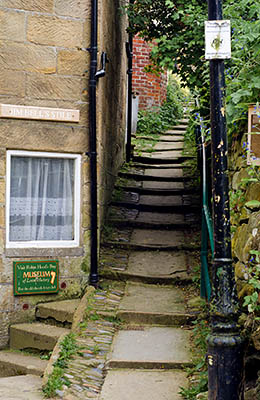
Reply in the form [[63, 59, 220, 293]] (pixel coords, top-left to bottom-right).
[[0, 0, 128, 347]]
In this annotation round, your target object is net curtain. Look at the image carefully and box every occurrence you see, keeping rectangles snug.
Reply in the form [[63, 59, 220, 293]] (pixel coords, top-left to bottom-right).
[[9, 156, 74, 242]]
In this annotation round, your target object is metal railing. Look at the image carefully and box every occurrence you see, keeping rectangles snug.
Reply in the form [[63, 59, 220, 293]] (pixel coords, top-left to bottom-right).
[[195, 103, 213, 301]]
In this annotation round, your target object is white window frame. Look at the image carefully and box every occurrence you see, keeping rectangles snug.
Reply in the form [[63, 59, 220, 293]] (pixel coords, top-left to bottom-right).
[[6, 150, 81, 249]]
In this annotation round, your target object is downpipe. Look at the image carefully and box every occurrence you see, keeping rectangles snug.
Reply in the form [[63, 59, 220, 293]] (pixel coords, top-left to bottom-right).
[[88, 0, 108, 287], [125, 0, 135, 163], [207, 1, 244, 398]]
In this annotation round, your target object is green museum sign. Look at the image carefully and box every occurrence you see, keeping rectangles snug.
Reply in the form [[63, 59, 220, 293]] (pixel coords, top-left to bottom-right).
[[13, 260, 59, 296]]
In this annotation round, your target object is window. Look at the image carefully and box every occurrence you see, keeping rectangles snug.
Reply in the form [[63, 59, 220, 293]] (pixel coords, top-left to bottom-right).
[[6, 151, 81, 248]]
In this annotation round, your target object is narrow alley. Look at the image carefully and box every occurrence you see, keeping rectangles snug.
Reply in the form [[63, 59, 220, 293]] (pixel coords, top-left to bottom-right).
[[98, 117, 200, 399]]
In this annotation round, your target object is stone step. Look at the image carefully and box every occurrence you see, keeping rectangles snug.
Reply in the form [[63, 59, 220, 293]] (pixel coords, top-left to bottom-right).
[[102, 228, 200, 251], [167, 125, 187, 131], [0, 375, 43, 400], [153, 142, 184, 151], [137, 135, 184, 142], [133, 155, 194, 165], [108, 209, 198, 230], [115, 184, 199, 196], [10, 322, 70, 351], [138, 150, 183, 159], [119, 171, 189, 182], [36, 299, 80, 324], [117, 282, 194, 326], [0, 350, 47, 377], [111, 200, 199, 214], [101, 249, 193, 285], [100, 369, 188, 400], [107, 326, 192, 369]]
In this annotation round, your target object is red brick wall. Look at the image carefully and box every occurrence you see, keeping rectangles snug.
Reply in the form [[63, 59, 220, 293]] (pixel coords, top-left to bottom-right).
[[132, 36, 167, 110]]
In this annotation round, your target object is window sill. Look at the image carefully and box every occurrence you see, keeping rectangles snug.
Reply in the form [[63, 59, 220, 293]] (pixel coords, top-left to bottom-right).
[[5, 247, 84, 258]]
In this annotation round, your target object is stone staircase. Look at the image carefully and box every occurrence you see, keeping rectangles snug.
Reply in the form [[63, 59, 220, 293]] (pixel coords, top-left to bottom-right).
[[99, 118, 201, 399], [0, 298, 79, 398]]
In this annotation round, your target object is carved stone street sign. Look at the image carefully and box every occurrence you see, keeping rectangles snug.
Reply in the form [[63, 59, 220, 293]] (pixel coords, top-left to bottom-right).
[[0, 104, 80, 122]]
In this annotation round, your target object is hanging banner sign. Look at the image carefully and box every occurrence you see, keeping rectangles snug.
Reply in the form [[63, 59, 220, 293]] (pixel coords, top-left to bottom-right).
[[0, 104, 80, 122], [205, 20, 231, 60], [13, 260, 59, 296]]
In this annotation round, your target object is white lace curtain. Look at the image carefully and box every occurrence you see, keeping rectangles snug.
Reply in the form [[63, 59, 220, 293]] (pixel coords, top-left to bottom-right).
[[10, 156, 74, 241]]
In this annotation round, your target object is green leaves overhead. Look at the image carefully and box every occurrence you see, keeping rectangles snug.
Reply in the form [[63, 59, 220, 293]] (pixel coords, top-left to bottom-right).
[[127, 0, 260, 138]]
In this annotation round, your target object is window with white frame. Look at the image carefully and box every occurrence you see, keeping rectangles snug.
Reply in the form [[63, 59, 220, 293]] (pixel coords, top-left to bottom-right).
[[6, 151, 81, 248]]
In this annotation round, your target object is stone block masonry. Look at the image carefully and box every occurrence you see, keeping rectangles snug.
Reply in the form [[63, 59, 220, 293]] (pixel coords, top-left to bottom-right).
[[132, 36, 167, 110], [0, 0, 127, 347]]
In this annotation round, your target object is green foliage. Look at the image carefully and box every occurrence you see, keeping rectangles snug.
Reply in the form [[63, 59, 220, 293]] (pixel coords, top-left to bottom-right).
[[127, 0, 260, 139], [136, 77, 184, 135], [43, 333, 79, 398], [180, 317, 210, 399], [243, 251, 260, 317]]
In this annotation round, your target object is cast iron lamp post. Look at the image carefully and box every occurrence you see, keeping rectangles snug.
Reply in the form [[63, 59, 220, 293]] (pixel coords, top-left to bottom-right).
[[207, 1, 244, 398]]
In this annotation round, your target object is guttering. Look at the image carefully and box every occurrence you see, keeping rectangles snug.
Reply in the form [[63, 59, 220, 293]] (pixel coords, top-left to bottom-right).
[[125, 0, 135, 162], [88, 0, 99, 287]]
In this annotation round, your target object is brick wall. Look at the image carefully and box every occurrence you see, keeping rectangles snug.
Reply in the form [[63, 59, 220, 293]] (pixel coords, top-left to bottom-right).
[[132, 36, 167, 110]]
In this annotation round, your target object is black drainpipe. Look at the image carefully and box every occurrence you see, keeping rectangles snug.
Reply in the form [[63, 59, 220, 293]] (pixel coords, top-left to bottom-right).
[[88, 0, 108, 287], [125, 0, 134, 163], [88, 0, 99, 287]]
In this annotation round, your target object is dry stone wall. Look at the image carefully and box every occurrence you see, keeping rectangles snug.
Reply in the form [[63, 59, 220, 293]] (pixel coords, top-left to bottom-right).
[[0, 0, 127, 347], [229, 134, 260, 389]]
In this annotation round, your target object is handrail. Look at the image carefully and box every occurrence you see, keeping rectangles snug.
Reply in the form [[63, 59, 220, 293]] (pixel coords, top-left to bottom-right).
[[195, 98, 213, 301]]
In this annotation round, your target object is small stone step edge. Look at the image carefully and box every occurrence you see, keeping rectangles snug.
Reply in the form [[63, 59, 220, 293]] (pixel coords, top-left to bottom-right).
[[0, 350, 48, 377]]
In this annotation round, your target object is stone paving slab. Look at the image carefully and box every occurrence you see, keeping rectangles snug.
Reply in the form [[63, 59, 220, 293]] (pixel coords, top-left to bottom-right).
[[119, 282, 186, 314], [154, 142, 184, 151], [130, 229, 185, 246], [145, 168, 183, 178], [0, 375, 43, 399], [100, 369, 187, 400], [139, 195, 182, 207], [127, 251, 188, 279], [143, 181, 184, 190], [109, 327, 192, 366], [141, 151, 182, 159], [159, 135, 184, 142], [136, 212, 185, 224]]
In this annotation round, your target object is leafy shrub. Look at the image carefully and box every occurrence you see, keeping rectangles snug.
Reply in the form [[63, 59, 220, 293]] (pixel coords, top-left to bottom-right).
[[136, 76, 184, 135]]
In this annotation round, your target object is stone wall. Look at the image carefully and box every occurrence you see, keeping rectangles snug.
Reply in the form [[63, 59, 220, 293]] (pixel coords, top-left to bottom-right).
[[229, 133, 260, 391], [0, 0, 127, 347], [132, 36, 167, 110]]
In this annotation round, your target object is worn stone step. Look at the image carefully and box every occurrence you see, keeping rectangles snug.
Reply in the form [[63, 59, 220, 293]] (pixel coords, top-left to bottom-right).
[[133, 155, 194, 165], [167, 126, 187, 132], [100, 369, 188, 400], [10, 322, 70, 351], [102, 228, 200, 251], [137, 135, 184, 142], [119, 171, 189, 182], [107, 326, 192, 369], [0, 350, 47, 377], [111, 201, 199, 214], [153, 142, 184, 151], [36, 299, 80, 324], [144, 167, 183, 178], [0, 374, 43, 400], [114, 184, 198, 196], [138, 150, 183, 159], [117, 282, 194, 326], [101, 249, 194, 285], [130, 228, 199, 248]]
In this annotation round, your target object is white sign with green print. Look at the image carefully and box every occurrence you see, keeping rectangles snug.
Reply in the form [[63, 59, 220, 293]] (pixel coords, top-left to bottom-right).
[[205, 20, 231, 60]]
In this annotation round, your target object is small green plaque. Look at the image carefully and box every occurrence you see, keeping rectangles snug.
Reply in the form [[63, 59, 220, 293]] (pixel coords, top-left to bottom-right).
[[13, 260, 59, 296]]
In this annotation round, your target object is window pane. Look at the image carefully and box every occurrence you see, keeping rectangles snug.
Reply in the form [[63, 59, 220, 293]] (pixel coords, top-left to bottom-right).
[[10, 156, 74, 241]]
